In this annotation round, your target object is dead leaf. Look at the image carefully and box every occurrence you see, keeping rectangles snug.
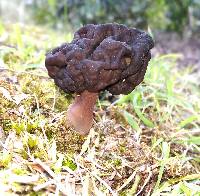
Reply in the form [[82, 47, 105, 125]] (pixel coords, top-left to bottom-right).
[[13, 93, 29, 105], [0, 87, 13, 101]]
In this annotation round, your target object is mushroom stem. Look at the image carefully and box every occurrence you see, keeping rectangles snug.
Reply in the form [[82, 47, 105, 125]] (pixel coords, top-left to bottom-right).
[[67, 90, 98, 135]]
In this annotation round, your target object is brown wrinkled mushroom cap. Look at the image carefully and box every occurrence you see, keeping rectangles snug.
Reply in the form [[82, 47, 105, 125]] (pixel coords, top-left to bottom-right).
[[45, 23, 154, 135], [45, 23, 154, 95]]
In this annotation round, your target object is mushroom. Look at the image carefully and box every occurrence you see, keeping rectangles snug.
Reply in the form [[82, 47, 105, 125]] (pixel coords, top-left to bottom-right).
[[45, 23, 154, 135]]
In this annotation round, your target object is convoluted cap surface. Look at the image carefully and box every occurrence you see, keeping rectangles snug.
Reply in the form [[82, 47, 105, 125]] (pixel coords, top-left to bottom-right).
[[45, 23, 154, 95]]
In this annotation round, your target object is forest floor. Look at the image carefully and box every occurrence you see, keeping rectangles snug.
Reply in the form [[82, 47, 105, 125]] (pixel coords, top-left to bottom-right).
[[153, 32, 200, 69], [0, 23, 200, 195]]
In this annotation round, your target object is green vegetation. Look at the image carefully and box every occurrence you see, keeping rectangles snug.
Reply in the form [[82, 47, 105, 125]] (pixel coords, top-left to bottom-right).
[[30, 0, 200, 34], [0, 22, 200, 195]]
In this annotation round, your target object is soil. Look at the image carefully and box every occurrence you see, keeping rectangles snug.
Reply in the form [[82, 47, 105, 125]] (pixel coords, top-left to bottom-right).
[[152, 32, 200, 69]]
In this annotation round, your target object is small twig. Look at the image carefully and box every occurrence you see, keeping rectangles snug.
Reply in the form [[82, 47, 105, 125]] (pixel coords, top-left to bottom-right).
[[74, 157, 85, 187], [85, 156, 108, 171], [117, 169, 138, 192], [0, 42, 17, 49], [127, 174, 141, 195], [136, 167, 153, 196], [33, 93, 48, 141], [10, 174, 39, 184], [0, 141, 8, 151], [33, 93, 40, 117], [32, 159, 70, 194], [91, 171, 117, 196], [62, 166, 76, 175], [33, 158, 56, 178], [33, 179, 55, 192]]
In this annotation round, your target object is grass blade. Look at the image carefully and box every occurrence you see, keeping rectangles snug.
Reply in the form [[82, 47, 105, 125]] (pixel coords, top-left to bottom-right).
[[123, 111, 140, 133], [152, 142, 170, 194], [178, 115, 199, 128], [133, 92, 155, 128]]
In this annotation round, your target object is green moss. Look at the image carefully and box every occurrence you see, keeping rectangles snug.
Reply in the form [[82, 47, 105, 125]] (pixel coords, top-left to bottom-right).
[[12, 168, 28, 175], [27, 135, 39, 149], [113, 159, 122, 167], [63, 158, 77, 171], [0, 152, 12, 168], [53, 125, 85, 154]]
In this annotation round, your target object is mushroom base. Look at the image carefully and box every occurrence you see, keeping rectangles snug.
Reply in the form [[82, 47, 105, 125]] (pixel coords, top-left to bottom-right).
[[66, 91, 98, 135]]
